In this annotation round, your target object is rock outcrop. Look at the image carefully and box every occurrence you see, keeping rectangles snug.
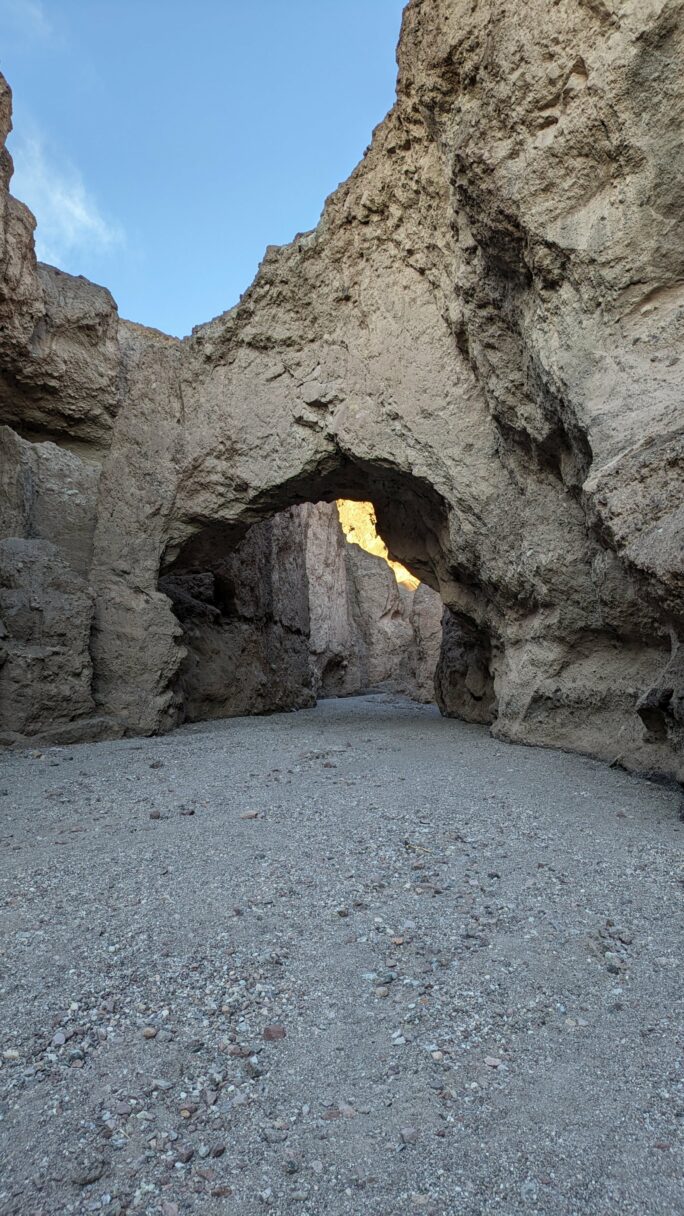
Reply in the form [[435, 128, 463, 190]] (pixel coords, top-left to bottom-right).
[[0, 0, 683, 780]]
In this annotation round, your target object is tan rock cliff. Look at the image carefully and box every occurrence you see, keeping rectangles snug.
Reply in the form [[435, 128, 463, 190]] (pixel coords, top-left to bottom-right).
[[0, 0, 682, 780]]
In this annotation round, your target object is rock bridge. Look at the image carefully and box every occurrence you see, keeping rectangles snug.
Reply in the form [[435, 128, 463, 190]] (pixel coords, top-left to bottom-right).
[[1, 0, 683, 780]]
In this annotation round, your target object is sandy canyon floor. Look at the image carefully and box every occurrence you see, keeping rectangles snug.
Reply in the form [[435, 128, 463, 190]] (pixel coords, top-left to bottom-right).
[[0, 695, 682, 1216]]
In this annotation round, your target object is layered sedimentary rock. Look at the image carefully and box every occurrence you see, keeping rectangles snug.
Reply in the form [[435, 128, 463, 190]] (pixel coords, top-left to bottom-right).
[[0, 1, 683, 779]]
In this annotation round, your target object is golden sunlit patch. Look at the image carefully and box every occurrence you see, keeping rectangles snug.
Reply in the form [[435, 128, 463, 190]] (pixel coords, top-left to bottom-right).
[[336, 500, 419, 589]]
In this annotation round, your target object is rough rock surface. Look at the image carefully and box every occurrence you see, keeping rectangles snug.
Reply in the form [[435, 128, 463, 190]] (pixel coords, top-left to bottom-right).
[[305, 501, 441, 702], [436, 608, 497, 727], [0, 0, 683, 778], [0, 426, 106, 743], [303, 502, 367, 698], [160, 509, 314, 723], [0, 538, 99, 744]]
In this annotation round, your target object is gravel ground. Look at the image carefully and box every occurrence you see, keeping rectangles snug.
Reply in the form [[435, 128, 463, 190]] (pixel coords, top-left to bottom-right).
[[0, 693, 682, 1216]]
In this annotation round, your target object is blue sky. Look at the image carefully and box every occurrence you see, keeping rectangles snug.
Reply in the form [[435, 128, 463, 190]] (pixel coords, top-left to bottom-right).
[[0, 0, 405, 336]]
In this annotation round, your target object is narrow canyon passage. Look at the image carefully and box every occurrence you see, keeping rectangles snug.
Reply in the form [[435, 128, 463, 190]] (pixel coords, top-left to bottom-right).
[[158, 498, 445, 725], [0, 696, 681, 1216]]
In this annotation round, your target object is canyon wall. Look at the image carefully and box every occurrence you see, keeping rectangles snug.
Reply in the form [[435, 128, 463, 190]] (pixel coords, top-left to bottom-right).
[[305, 502, 441, 703], [0, 0, 682, 779], [159, 508, 314, 723]]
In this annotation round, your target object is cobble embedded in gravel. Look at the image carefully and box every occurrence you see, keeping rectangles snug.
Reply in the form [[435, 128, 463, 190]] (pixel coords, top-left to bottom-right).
[[0, 694, 682, 1216]]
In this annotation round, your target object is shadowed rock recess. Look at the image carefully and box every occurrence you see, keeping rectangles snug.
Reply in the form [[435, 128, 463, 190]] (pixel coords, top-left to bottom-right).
[[0, 0, 683, 779]]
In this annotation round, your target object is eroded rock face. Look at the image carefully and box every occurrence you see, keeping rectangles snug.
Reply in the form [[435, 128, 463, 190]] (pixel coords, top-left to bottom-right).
[[160, 508, 314, 722], [0, 427, 107, 743], [305, 501, 441, 701], [0, 0, 682, 779], [0, 539, 102, 744], [436, 609, 496, 726]]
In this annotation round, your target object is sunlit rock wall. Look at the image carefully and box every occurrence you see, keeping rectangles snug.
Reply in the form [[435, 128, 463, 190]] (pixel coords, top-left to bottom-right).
[[336, 500, 420, 589], [305, 501, 441, 702]]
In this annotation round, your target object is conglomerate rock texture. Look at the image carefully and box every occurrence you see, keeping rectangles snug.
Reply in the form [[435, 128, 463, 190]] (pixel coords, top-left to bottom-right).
[[0, 0, 683, 779]]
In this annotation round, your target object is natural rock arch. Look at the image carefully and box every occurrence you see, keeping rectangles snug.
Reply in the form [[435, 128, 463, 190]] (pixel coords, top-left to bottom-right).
[[164, 456, 453, 590], [158, 458, 458, 722], [1, 0, 682, 780], [94, 436, 465, 735]]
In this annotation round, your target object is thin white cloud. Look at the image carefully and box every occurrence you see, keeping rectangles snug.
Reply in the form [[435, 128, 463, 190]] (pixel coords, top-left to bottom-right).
[[9, 130, 124, 268], [1, 0, 53, 40]]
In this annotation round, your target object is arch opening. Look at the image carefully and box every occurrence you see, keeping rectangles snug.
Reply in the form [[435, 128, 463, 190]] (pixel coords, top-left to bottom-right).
[[156, 457, 499, 729], [162, 454, 453, 591]]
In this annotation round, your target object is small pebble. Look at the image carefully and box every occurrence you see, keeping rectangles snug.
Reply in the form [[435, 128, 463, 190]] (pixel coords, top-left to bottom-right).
[[264, 1025, 286, 1041]]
